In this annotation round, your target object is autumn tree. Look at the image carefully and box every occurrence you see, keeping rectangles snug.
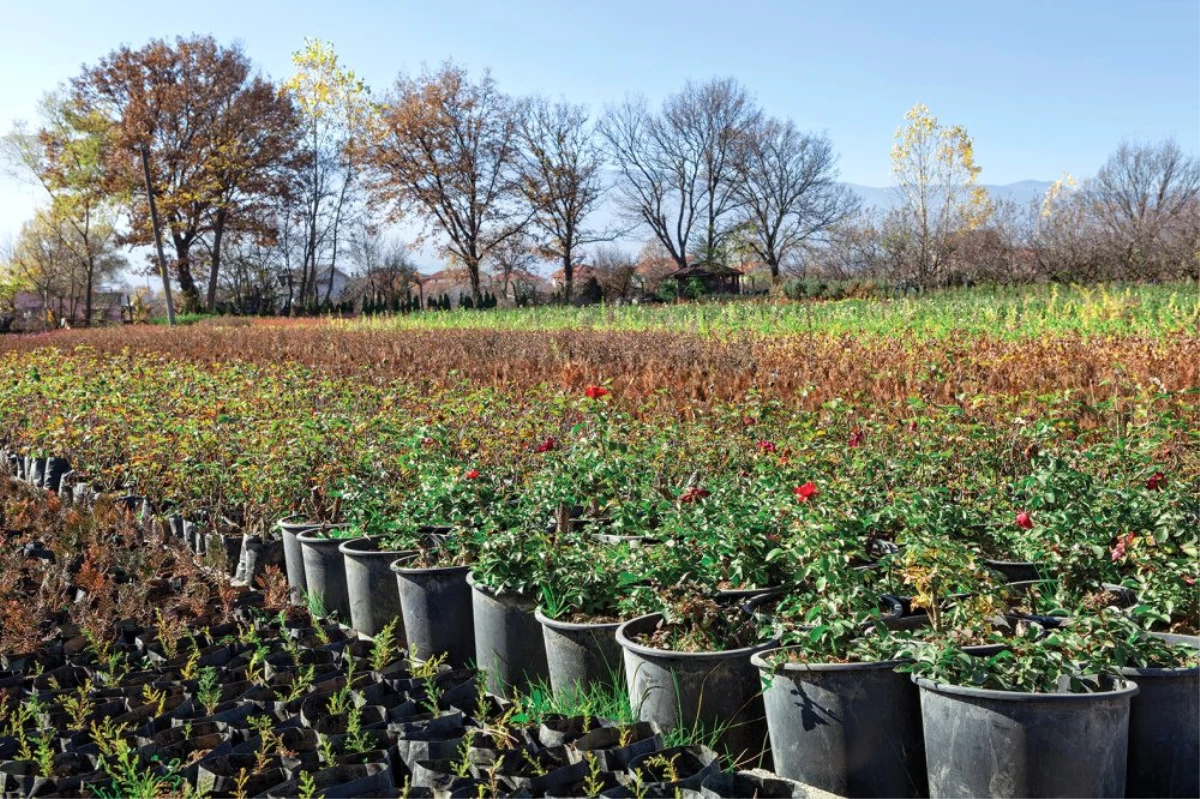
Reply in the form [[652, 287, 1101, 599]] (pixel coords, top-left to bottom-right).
[[517, 98, 609, 301], [601, 78, 759, 270], [2, 92, 122, 323], [890, 103, 991, 288], [368, 62, 528, 305], [72, 35, 296, 312], [7, 207, 125, 326], [732, 118, 858, 281], [284, 39, 372, 310]]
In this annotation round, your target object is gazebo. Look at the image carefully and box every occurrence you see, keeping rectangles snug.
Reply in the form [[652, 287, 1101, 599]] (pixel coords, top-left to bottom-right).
[[665, 261, 743, 295]]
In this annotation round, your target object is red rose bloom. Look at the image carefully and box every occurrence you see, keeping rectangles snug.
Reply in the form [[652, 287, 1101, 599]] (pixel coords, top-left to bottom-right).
[[678, 487, 710, 503], [757, 440, 777, 453], [1015, 511, 1033, 530], [584, 385, 609, 399], [848, 428, 865, 448], [1146, 472, 1165, 491], [535, 437, 558, 453], [742, 416, 757, 427], [465, 469, 480, 480], [794, 482, 820, 502]]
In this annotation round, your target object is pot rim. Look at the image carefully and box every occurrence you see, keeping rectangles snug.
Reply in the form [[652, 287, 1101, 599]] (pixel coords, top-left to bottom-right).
[[277, 516, 348, 533], [389, 557, 470, 577], [464, 572, 538, 609], [615, 612, 777, 661], [533, 606, 624, 632], [296, 529, 359, 545], [749, 644, 904, 673], [913, 675, 1140, 702], [337, 535, 415, 558]]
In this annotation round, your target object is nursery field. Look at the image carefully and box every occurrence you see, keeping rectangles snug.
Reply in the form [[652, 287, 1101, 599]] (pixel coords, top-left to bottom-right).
[[0, 284, 1196, 798]]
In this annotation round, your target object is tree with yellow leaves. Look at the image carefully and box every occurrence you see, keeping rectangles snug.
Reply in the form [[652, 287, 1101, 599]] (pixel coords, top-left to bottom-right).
[[890, 103, 991, 288], [284, 39, 373, 310]]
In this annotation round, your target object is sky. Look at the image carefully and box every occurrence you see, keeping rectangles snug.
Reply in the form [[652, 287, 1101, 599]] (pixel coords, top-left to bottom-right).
[[0, 0, 1196, 255]]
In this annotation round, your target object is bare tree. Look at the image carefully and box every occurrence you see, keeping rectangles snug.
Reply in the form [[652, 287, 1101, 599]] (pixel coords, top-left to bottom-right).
[[518, 98, 609, 302], [732, 118, 858, 282], [1085, 139, 1199, 279], [591, 243, 637, 301], [601, 78, 760, 270], [486, 229, 538, 304], [368, 62, 529, 305]]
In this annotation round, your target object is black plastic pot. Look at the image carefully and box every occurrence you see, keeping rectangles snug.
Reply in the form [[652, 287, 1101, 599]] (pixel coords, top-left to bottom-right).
[[265, 763, 393, 799], [279, 518, 347, 605], [627, 744, 720, 791], [467, 573, 550, 697], [339, 536, 413, 637], [915, 676, 1138, 798], [616, 613, 775, 766], [390, 559, 474, 667], [535, 608, 624, 695], [984, 559, 1041, 583], [297, 529, 357, 622], [1121, 633, 1198, 798], [751, 645, 925, 797]]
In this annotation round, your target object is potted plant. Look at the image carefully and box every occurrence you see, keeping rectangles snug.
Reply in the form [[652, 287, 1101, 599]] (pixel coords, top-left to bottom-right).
[[750, 562, 926, 797], [901, 617, 1162, 798]]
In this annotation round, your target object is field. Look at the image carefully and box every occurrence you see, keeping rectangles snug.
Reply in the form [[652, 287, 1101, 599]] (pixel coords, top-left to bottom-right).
[[0, 283, 1196, 797]]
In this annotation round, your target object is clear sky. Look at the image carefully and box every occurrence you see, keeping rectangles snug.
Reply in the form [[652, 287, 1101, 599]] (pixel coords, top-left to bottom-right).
[[1, 0, 1197, 245]]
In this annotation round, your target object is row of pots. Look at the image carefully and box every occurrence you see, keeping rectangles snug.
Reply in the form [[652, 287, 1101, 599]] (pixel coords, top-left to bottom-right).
[[278, 521, 1199, 798]]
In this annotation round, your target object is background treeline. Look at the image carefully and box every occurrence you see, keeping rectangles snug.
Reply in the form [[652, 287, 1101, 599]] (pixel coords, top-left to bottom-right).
[[1, 35, 1196, 323]]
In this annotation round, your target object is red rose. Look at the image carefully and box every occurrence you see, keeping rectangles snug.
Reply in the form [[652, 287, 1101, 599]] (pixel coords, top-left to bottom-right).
[[584, 385, 609, 399], [678, 487, 710, 503], [848, 428, 865, 448], [1015, 511, 1033, 530], [742, 416, 757, 427], [756, 440, 777, 453], [534, 437, 557, 453], [908, 421, 919, 434], [1146, 472, 1165, 491], [794, 482, 820, 502], [465, 469, 480, 480]]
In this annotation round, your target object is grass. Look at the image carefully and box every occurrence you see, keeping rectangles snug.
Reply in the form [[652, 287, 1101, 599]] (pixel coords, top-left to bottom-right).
[[345, 282, 1198, 339]]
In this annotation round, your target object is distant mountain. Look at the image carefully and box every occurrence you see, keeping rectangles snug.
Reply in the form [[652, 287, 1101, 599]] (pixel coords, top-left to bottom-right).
[[846, 180, 1054, 211]]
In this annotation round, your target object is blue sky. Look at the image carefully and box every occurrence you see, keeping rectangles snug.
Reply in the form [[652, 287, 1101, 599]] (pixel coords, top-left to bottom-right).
[[1, 0, 1196, 245]]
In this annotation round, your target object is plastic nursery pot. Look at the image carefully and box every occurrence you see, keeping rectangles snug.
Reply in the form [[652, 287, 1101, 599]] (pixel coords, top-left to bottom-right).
[[390, 558, 475, 667], [1121, 633, 1199, 798], [627, 744, 721, 792], [278, 517, 347, 604], [338, 536, 414, 637], [915, 676, 1138, 798], [265, 763, 394, 799], [297, 529, 357, 622], [984, 559, 1042, 583], [616, 612, 776, 767], [750, 645, 926, 798], [467, 573, 551, 697], [535, 607, 625, 695]]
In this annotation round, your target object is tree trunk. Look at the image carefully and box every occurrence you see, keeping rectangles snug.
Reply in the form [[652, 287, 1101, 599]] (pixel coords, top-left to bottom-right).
[[206, 210, 226, 313], [174, 245, 202, 313], [467, 262, 482, 306], [562, 255, 574, 303], [84, 255, 94, 326]]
